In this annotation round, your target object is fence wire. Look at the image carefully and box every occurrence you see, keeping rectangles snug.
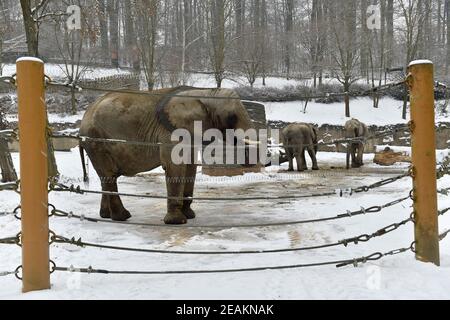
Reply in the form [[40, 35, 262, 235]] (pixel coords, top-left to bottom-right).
[[51, 124, 409, 150], [46, 78, 406, 102], [49, 195, 410, 228], [49, 242, 415, 275], [49, 215, 413, 255], [0, 182, 19, 192], [50, 172, 410, 202]]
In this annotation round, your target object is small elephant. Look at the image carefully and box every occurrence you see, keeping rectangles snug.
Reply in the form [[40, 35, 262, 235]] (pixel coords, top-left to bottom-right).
[[344, 118, 368, 169], [282, 123, 319, 172]]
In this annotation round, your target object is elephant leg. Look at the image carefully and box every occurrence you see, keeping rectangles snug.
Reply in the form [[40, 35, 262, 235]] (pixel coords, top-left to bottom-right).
[[286, 148, 294, 171], [346, 145, 351, 170], [357, 143, 365, 166], [351, 144, 359, 168], [301, 148, 308, 170], [182, 164, 197, 219], [100, 194, 110, 218], [164, 161, 187, 225], [295, 148, 305, 172], [102, 177, 131, 221], [85, 146, 129, 220], [308, 147, 319, 170]]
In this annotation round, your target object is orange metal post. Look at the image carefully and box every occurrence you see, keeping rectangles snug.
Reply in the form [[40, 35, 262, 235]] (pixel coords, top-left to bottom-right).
[[16, 57, 50, 292], [408, 60, 440, 266]]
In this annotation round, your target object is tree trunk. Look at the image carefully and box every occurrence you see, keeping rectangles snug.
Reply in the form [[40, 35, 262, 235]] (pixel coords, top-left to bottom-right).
[[284, 0, 294, 79], [402, 85, 408, 120], [344, 80, 350, 118], [447, 0, 450, 74], [0, 138, 17, 183], [19, 0, 39, 56], [386, 0, 394, 68], [108, 0, 119, 67], [210, 0, 226, 88], [98, 0, 109, 61], [360, 0, 369, 77], [124, 0, 140, 71]]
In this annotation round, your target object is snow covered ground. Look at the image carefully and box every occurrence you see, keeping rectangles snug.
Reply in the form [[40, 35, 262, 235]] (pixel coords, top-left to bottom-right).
[[265, 98, 410, 126], [1, 149, 449, 299], [1, 64, 450, 299]]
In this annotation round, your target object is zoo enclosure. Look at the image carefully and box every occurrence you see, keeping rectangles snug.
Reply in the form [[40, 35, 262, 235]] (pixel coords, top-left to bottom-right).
[[0, 58, 446, 293]]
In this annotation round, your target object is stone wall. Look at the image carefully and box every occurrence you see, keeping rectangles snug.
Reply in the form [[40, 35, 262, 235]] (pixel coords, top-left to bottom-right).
[[269, 121, 450, 153]]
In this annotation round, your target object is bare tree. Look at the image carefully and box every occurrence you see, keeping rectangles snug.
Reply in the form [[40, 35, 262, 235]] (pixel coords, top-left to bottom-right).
[[284, 0, 294, 79], [107, 0, 119, 67], [96, 0, 109, 60], [136, 0, 159, 90], [329, 0, 359, 117], [206, 0, 232, 88]]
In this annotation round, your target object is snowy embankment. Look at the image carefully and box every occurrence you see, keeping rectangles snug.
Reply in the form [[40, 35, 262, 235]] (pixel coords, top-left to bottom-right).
[[1, 150, 449, 299]]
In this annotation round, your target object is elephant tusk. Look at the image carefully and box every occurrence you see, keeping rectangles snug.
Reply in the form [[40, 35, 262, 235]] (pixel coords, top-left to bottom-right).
[[242, 138, 261, 145]]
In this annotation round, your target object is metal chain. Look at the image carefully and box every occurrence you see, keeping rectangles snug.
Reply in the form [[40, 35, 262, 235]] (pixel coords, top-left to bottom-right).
[[50, 215, 412, 255], [439, 207, 450, 216], [0, 129, 18, 140], [52, 124, 409, 150], [0, 270, 18, 277], [440, 229, 450, 241], [0, 233, 20, 245], [0, 181, 19, 192], [49, 241, 410, 275], [50, 172, 410, 202], [336, 241, 416, 268], [0, 76, 16, 87], [49, 194, 410, 228]]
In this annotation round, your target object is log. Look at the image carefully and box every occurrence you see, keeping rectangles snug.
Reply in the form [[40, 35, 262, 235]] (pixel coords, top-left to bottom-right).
[[373, 147, 411, 166]]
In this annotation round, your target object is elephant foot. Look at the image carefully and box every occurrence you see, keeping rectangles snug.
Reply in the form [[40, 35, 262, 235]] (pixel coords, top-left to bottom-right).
[[111, 208, 131, 221], [99, 207, 111, 219], [164, 211, 187, 225], [182, 206, 196, 219], [351, 163, 359, 168], [312, 166, 319, 171], [287, 167, 294, 172]]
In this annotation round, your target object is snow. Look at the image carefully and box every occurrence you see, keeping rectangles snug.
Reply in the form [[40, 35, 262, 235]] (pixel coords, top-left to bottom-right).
[[409, 60, 433, 66], [1, 149, 449, 299], [186, 74, 306, 89], [2, 63, 132, 80], [265, 97, 411, 126], [16, 57, 44, 64], [1, 65, 450, 299]]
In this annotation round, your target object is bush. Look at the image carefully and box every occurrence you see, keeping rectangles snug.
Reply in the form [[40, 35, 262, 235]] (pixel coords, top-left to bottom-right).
[[235, 81, 410, 103]]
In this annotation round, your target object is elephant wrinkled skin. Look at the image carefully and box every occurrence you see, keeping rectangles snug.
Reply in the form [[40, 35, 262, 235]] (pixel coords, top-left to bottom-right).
[[79, 87, 254, 224]]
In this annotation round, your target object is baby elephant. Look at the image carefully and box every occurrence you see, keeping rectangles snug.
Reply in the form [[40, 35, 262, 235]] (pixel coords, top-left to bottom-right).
[[282, 123, 319, 172], [344, 118, 368, 169]]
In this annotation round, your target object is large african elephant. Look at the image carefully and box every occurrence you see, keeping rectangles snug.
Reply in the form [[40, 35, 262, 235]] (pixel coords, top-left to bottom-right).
[[281, 123, 319, 172], [79, 87, 254, 224], [344, 118, 368, 169]]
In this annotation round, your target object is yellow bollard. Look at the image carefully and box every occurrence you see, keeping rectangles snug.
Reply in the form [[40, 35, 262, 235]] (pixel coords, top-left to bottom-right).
[[16, 57, 50, 292], [408, 60, 440, 266]]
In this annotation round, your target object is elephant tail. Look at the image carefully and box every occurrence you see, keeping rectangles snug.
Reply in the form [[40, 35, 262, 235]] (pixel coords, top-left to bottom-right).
[[79, 145, 89, 182]]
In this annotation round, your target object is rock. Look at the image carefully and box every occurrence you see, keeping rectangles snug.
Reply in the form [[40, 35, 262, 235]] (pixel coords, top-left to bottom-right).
[[373, 147, 411, 166]]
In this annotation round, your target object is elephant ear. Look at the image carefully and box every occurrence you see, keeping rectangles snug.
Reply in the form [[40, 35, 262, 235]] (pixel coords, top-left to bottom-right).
[[198, 89, 246, 129], [164, 94, 210, 132]]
